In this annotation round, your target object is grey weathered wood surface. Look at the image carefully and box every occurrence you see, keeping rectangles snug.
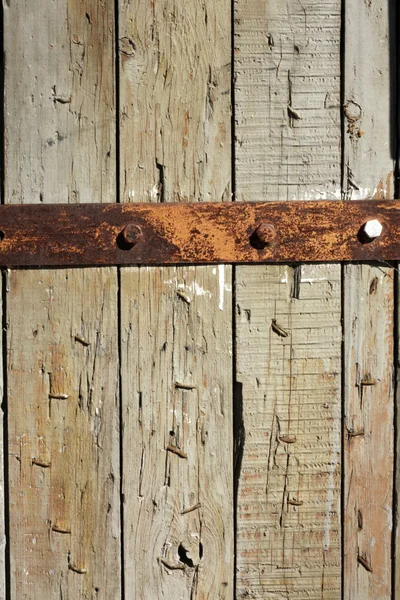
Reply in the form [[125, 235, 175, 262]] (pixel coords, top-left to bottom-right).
[[118, 0, 233, 598], [2, 0, 399, 598], [343, 0, 394, 598], [234, 0, 342, 597], [0, 298, 4, 600], [4, 1, 120, 598]]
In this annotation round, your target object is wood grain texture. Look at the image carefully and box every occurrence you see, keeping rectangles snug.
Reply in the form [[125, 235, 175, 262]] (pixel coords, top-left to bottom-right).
[[120, 266, 232, 598], [0, 294, 4, 600], [234, 0, 342, 597], [118, 0, 233, 598], [4, 1, 120, 598], [7, 270, 120, 599], [343, 267, 394, 600], [343, 0, 395, 598]]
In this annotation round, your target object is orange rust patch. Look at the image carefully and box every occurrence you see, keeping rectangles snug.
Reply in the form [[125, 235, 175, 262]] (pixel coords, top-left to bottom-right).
[[0, 200, 400, 266]]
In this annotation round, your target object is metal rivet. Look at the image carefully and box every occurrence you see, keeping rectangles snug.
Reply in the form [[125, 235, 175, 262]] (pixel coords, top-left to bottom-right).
[[121, 223, 143, 246], [254, 222, 277, 244], [361, 219, 383, 242]]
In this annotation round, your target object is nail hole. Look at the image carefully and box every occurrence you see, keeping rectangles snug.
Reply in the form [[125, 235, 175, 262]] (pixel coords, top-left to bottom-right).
[[0, 231, 5, 241], [178, 543, 194, 568]]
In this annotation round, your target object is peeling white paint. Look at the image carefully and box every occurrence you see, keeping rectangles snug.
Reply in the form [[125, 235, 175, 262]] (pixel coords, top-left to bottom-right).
[[163, 268, 229, 304], [349, 186, 377, 200], [218, 265, 224, 310], [299, 186, 378, 201], [177, 281, 212, 298], [300, 277, 328, 283], [194, 283, 211, 297], [300, 188, 343, 201], [149, 184, 158, 200], [385, 503, 393, 531]]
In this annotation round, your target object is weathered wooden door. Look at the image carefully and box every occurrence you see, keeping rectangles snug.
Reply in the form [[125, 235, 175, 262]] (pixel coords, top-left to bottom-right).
[[1, 0, 397, 598]]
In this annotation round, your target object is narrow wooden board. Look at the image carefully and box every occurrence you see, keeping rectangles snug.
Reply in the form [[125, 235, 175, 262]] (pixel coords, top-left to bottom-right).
[[234, 0, 342, 597], [343, 0, 395, 597], [118, 0, 233, 598], [4, 1, 120, 598], [343, 267, 394, 599], [0, 290, 4, 599]]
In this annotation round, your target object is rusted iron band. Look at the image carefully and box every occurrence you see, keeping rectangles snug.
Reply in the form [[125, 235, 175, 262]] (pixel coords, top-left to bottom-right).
[[0, 200, 398, 267]]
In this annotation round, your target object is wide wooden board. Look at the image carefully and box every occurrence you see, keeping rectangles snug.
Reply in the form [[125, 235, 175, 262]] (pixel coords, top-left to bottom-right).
[[4, 1, 120, 598], [234, 0, 342, 597], [118, 0, 233, 598]]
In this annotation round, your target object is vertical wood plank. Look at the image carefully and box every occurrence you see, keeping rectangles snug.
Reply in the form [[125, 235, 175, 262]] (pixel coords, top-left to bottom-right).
[[118, 1, 233, 599], [234, 1, 342, 597], [0, 295, 4, 600], [4, 2, 120, 598], [343, 1, 394, 598]]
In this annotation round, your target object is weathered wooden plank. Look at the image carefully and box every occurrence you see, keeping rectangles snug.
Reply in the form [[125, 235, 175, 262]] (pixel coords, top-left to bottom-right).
[[344, 267, 394, 599], [234, 0, 342, 597], [118, 0, 233, 598], [4, 1, 120, 598], [0, 293, 5, 600], [343, 0, 394, 598]]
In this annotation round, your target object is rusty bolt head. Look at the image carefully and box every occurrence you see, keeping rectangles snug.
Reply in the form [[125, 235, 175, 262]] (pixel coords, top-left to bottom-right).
[[121, 223, 143, 246], [254, 222, 277, 244]]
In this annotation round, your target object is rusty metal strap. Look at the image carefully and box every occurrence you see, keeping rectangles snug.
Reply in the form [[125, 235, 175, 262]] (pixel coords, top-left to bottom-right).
[[0, 200, 397, 267]]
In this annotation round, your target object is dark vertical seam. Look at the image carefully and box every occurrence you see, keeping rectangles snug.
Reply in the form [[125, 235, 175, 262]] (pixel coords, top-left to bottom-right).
[[0, 2, 10, 598], [1, 276, 9, 600], [393, 263, 399, 600], [231, 0, 239, 597], [340, 260, 345, 600], [0, 0, 4, 205], [339, 0, 345, 596], [117, 265, 124, 600], [391, 0, 399, 595], [114, 1, 124, 598]]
